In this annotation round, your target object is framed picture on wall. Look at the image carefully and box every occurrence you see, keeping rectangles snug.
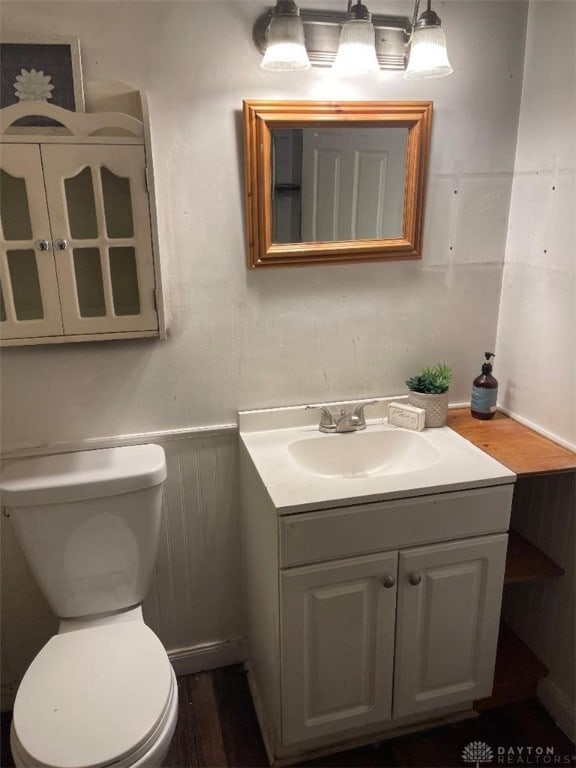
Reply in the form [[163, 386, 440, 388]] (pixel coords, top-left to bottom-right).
[[0, 35, 84, 127]]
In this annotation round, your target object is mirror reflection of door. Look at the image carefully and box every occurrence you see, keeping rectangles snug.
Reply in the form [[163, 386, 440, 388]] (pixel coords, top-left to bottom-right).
[[272, 130, 303, 243], [272, 127, 408, 244]]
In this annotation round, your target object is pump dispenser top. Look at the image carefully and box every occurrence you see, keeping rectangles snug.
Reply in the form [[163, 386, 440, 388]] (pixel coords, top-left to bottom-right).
[[471, 352, 498, 420], [481, 352, 494, 374]]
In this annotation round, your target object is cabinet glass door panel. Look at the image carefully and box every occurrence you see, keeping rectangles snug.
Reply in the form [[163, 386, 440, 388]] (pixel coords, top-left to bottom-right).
[[64, 168, 98, 239], [393, 534, 507, 718], [73, 248, 107, 317], [41, 144, 157, 335], [101, 167, 134, 238], [1, 170, 33, 240], [7, 250, 44, 320], [0, 283, 6, 322], [0, 145, 63, 340], [109, 247, 140, 315], [281, 552, 397, 745]]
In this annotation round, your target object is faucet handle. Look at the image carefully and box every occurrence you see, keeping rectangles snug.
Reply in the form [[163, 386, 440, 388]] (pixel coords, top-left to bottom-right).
[[352, 400, 378, 426], [305, 405, 337, 432]]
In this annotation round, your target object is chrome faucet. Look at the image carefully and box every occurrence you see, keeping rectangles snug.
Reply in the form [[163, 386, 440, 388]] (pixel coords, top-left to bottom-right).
[[306, 401, 378, 433]]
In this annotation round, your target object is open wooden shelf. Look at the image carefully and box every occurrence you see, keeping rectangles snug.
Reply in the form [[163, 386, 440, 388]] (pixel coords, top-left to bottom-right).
[[475, 623, 548, 712], [505, 530, 565, 585], [448, 410, 572, 714]]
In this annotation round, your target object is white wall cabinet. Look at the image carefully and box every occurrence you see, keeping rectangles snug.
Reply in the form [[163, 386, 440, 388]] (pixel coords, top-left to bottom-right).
[[0, 100, 162, 346], [240, 450, 512, 764]]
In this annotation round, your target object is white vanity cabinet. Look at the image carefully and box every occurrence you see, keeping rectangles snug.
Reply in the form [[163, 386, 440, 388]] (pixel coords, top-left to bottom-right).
[[240, 442, 513, 764], [280, 534, 507, 745], [0, 101, 162, 346]]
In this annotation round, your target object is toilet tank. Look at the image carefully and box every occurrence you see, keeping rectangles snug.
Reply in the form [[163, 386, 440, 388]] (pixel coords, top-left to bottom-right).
[[0, 445, 167, 618]]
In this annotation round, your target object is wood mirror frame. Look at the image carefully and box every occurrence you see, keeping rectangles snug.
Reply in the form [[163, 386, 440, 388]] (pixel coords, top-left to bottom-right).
[[243, 100, 433, 269]]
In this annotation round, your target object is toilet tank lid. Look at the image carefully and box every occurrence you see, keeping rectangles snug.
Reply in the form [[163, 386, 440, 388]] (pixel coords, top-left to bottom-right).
[[0, 444, 167, 507]]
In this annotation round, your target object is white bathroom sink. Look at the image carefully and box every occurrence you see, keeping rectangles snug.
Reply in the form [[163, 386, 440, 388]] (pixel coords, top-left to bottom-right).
[[239, 400, 516, 513], [288, 429, 441, 478]]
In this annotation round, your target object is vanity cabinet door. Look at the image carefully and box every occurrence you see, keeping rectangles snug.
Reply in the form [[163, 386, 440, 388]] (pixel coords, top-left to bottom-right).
[[0, 144, 63, 340], [280, 552, 397, 746], [41, 144, 158, 336], [393, 533, 507, 718]]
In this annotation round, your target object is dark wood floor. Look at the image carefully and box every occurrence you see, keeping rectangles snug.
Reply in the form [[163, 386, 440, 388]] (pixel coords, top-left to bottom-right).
[[1, 665, 574, 767]]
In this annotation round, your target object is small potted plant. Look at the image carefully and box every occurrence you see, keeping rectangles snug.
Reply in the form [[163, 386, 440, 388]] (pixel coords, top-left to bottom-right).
[[405, 362, 452, 427]]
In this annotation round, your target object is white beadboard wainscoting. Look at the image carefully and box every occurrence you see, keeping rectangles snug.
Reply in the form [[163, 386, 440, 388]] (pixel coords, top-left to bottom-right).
[[502, 473, 576, 738], [0, 426, 244, 711]]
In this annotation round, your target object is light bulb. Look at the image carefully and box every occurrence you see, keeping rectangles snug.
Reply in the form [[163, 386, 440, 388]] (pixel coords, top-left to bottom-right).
[[261, 4, 310, 71]]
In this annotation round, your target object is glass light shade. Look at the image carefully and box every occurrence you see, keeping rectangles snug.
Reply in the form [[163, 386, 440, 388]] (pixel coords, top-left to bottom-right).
[[404, 25, 453, 79], [261, 14, 311, 70], [332, 19, 379, 75]]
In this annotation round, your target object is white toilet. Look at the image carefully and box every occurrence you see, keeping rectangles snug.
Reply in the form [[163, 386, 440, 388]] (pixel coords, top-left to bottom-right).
[[0, 444, 178, 768]]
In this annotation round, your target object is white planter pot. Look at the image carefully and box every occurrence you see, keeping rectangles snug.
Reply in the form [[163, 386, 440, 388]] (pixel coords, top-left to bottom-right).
[[407, 391, 449, 428]]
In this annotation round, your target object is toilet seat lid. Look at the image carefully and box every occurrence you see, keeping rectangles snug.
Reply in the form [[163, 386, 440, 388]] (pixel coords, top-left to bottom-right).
[[13, 622, 172, 768]]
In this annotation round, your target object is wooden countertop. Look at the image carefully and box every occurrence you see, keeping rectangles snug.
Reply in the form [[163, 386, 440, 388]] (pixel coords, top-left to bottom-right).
[[447, 409, 576, 477]]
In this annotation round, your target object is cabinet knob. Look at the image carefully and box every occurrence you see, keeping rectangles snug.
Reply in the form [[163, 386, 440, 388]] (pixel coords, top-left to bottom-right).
[[54, 239, 69, 251], [382, 575, 396, 589], [408, 572, 422, 586], [35, 239, 50, 251]]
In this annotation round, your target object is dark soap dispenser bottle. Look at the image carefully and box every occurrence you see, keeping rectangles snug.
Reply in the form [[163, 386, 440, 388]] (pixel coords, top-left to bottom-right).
[[471, 353, 498, 420]]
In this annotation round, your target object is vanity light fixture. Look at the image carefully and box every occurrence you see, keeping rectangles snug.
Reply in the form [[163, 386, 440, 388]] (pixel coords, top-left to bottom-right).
[[404, 0, 453, 79], [253, 0, 452, 78], [260, 0, 311, 71], [332, 1, 379, 75]]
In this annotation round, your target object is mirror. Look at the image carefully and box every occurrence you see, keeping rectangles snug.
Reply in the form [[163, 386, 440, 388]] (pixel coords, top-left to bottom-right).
[[272, 126, 409, 244], [243, 100, 432, 269]]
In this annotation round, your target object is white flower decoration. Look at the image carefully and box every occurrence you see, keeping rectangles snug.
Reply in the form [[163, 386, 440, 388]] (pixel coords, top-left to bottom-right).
[[13, 68, 55, 102]]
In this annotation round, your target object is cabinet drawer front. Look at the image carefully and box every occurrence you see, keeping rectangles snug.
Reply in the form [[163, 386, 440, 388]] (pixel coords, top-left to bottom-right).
[[280, 485, 513, 568]]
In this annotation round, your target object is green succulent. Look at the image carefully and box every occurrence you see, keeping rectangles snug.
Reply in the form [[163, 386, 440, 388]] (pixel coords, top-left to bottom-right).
[[406, 362, 452, 394]]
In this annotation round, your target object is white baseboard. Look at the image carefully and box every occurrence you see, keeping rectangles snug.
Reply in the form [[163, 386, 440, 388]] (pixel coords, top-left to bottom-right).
[[168, 638, 246, 677], [538, 677, 576, 742]]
